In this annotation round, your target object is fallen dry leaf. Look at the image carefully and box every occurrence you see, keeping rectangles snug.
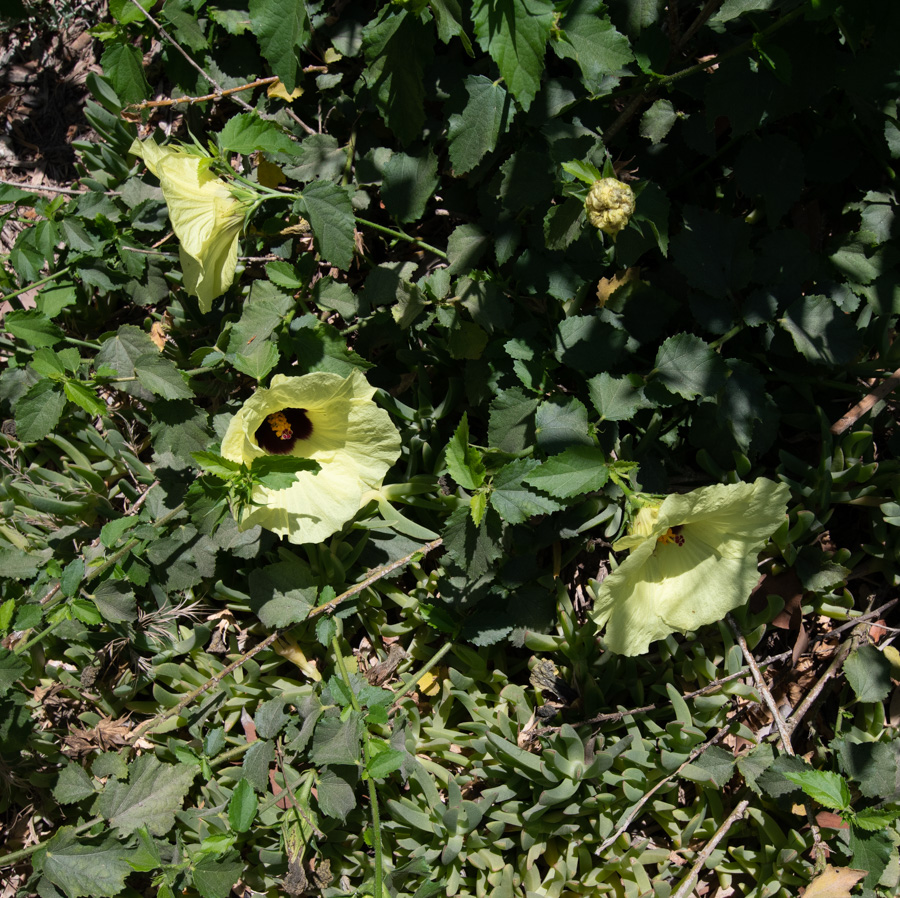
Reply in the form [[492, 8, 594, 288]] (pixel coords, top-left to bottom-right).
[[596, 267, 640, 308], [801, 863, 866, 898]]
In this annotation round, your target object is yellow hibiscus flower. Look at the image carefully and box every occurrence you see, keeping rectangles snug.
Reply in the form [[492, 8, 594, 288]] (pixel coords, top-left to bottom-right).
[[221, 370, 402, 544], [589, 478, 790, 656], [132, 139, 256, 311]]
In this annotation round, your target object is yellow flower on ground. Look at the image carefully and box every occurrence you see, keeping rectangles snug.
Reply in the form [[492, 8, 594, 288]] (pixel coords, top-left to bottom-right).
[[221, 370, 402, 544], [589, 478, 790, 656], [132, 139, 256, 312], [585, 177, 636, 237]]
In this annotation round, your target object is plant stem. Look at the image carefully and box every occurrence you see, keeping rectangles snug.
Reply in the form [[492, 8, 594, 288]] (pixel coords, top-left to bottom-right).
[[393, 640, 454, 700], [11, 616, 65, 655], [0, 816, 102, 868], [332, 636, 385, 898], [0, 267, 73, 304], [354, 217, 449, 260]]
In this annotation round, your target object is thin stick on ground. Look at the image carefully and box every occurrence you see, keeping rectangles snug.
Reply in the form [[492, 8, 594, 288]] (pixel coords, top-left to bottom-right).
[[128, 538, 442, 742], [670, 799, 750, 898], [595, 723, 732, 854], [727, 613, 824, 861], [727, 613, 794, 753], [830, 365, 900, 434]]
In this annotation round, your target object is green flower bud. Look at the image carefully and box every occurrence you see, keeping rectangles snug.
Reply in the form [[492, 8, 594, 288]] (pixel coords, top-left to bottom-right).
[[585, 178, 635, 237]]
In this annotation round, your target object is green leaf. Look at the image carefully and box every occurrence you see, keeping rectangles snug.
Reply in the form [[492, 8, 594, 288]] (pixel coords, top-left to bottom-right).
[[448, 316, 488, 360], [885, 116, 900, 158], [90, 580, 138, 623], [382, 150, 439, 223], [92, 752, 129, 780], [447, 75, 515, 173], [300, 180, 355, 270], [13, 603, 41, 630], [228, 778, 258, 833], [847, 828, 894, 888], [640, 99, 677, 144], [254, 698, 288, 740], [109, 0, 147, 23], [653, 333, 726, 399], [447, 223, 489, 276], [217, 113, 298, 155], [265, 260, 307, 290], [39, 827, 133, 898], [162, 0, 209, 52], [95, 325, 158, 389], [282, 133, 347, 180], [555, 0, 634, 93], [737, 743, 775, 796], [562, 159, 604, 185], [832, 737, 898, 800], [535, 395, 592, 453], [63, 381, 107, 417], [490, 458, 563, 524], [782, 768, 851, 811], [780, 295, 862, 366], [472, 0, 554, 111], [97, 754, 197, 836], [134, 352, 194, 399], [248, 560, 317, 627], [0, 648, 29, 696], [29, 347, 66, 378], [670, 206, 752, 298], [316, 768, 357, 820], [734, 134, 804, 225], [250, 455, 320, 490], [58, 219, 97, 253], [489, 388, 538, 454], [524, 446, 610, 498], [53, 763, 96, 804], [15, 379, 66, 441], [432, 0, 474, 54], [367, 747, 406, 780], [689, 745, 736, 788], [309, 713, 363, 767], [242, 739, 275, 792], [852, 807, 900, 832], [363, 9, 433, 146], [60, 559, 83, 598], [844, 645, 892, 704], [248, 0, 310, 93], [441, 503, 503, 579], [36, 283, 78, 318], [4, 309, 64, 347], [588, 372, 649, 421], [226, 284, 293, 352], [192, 451, 242, 480], [0, 546, 52, 580], [544, 197, 585, 251], [445, 413, 486, 490], [99, 43, 150, 105], [192, 852, 245, 898], [233, 340, 280, 381]]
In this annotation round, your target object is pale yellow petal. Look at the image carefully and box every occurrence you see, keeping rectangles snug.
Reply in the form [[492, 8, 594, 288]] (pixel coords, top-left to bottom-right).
[[591, 478, 789, 656], [219, 371, 402, 544]]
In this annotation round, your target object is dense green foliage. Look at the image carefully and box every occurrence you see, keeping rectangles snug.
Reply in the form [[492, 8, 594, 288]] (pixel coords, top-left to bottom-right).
[[1, 0, 900, 896]]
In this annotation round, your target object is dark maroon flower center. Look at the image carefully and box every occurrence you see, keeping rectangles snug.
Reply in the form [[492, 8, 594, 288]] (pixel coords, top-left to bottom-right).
[[254, 408, 313, 454]]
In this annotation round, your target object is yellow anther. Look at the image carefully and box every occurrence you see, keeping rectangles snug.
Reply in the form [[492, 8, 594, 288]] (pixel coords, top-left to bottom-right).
[[267, 411, 293, 440], [657, 528, 685, 547]]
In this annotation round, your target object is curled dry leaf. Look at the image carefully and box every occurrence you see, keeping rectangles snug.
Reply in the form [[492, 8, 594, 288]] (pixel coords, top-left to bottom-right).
[[801, 863, 866, 898]]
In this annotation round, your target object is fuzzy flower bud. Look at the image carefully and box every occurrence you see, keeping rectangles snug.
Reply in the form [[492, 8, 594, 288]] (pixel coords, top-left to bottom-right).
[[585, 178, 635, 237]]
